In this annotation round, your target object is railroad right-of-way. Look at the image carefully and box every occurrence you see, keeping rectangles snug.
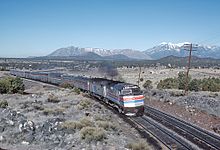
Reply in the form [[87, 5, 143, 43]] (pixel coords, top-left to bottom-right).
[[133, 105, 220, 150]]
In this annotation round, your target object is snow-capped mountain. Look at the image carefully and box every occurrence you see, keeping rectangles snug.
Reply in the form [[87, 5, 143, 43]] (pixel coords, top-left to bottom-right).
[[47, 43, 220, 60], [144, 42, 220, 59], [48, 46, 152, 60]]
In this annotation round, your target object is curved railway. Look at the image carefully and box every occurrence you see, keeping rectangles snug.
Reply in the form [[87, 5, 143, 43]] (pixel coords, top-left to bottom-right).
[[130, 116, 196, 149], [144, 106, 220, 150]]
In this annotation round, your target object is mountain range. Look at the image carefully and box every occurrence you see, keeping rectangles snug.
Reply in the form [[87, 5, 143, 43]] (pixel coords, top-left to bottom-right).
[[47, 42, 220, 60]]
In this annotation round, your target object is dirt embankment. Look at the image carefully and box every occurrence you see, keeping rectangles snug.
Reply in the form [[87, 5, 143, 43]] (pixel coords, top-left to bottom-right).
[[144, 89, 220, 135]]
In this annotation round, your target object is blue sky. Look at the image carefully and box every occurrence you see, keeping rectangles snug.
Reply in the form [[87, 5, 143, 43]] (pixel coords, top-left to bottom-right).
[[0, 0, 220, 57]]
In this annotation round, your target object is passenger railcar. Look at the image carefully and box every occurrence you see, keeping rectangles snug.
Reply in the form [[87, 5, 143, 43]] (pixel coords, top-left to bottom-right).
[[10, 69, 144, 116]]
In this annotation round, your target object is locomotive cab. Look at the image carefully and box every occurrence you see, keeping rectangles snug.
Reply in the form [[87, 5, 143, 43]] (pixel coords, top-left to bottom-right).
[[118, 84, 145, 116]]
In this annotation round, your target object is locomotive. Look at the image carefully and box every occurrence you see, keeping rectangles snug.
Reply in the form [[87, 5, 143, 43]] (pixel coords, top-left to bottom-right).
[[10, 69, 145, 116]]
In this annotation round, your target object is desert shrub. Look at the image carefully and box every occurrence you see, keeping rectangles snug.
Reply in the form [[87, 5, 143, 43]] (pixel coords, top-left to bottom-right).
[[201, 77, 220, 92], [10, 77, 25, 94], [0, 82, 7, 93], [77, 99, 91, 110], [127, 139, 150, 150], [61, 103, 71, 109], [43, 108, 64, 115], [177, 72, 190, 90], [80, 127, 105, 142], [59, 82, 73, 89], [32, 103, 44, 110], [73, 88, 81, 95], [188, 79, 202, 92], [61, 121, 78, 130], [143, 80, 153, 89], [78, 117, 93, 129], [47, 93, 60, 103], [0, 100, 8, 108], [0, 77, 25, 94], [177, 71, 192, 90], [157, 78, 178, 89], [0, 67, 7, 71], [170, 91, 184, 97], [62, 117, 93, 130], [96, 120, 117, 131]]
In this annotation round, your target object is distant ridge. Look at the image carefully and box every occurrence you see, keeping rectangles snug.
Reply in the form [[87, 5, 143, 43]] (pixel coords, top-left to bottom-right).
[[45, 42, 220, 60], [144, 42, 220, 59], [48, 46, 152, 60]]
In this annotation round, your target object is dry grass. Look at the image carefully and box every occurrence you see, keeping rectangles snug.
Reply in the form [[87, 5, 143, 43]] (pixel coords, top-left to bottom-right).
[[61, 121, 78, 130], [61, 117, 93, 130], [43, 107, 65, 115], [61, 103, 71, 109], [96, 120, 117, 131], [80, 127, 105, 142], [77, 99, 91, 110], [127, 139, 151, 150], [73, 88, 81, 95], [32, 103, 44, 110], [47, 93, 60, 103]]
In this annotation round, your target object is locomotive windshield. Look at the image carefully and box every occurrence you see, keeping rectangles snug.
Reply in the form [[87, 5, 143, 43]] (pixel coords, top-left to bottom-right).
[[121, 87, 142, 96]]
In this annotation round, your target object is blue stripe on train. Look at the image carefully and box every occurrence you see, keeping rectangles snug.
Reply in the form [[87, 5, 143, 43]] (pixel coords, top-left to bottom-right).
[[123, 99, 144, 104]]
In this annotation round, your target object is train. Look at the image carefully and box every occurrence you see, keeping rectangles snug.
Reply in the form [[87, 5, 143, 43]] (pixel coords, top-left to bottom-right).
[[10, 69, 145, 116]]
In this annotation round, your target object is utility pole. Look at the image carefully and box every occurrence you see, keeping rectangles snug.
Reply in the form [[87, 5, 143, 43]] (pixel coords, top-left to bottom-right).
[[137, 65, 141, 87], [185, 43, 192, 95], [183, 43, 197, 95]]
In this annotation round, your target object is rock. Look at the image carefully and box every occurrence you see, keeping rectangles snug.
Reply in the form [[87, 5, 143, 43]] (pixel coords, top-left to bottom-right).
[[24, 133, 35, 143], [213, 124, 220, 134], [22, 141, 30, 145], [0, 126, 4, 132], [6, 120, 14, 126], [19, 120, 35, 133], [0, 136, 4, 142], [41, 118, 65, 135]]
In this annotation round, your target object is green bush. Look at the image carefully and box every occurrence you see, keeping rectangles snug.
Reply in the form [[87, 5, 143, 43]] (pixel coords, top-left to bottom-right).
[[157, 78, 178, 89], [0, 77, 25, 94], [177, 72, 190, 90], [143, 80, 153, 89], [80, 127, 105, 142], [157, 76, 220, 92], [201, 77, 220, 92], [188, 79, 202, 92], [0, 100, 8, 108]]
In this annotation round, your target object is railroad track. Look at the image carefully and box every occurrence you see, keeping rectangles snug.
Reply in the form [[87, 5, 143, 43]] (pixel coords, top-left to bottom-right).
[[144, 105, 220, 150], [130, 116, 196, 150]]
